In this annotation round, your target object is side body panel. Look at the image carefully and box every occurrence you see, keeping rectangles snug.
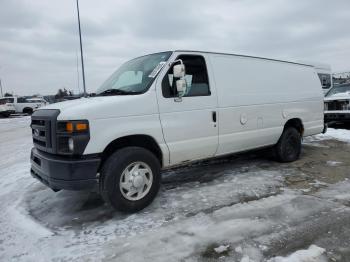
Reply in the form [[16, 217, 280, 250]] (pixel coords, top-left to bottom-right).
[[206, 53, 324, 156]]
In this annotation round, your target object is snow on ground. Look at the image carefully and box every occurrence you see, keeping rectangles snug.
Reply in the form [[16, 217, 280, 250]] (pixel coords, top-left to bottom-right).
[[311, 127, 350, 143], [0, 117, 350, 261], [267, 245, 327, 262]]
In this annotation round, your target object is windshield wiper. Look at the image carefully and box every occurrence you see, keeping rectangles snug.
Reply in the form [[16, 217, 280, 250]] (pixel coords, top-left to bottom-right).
[[97, 89, 142, 96]]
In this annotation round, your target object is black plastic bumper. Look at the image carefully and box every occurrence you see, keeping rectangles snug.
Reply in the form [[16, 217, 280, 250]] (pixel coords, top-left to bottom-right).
[[1, 110, 15, 115], [325, 112, 350, 123], [30, 148, 100, 191]]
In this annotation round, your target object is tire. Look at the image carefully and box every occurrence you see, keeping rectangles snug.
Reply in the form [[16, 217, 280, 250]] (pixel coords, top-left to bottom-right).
[[23, 108, 33, 115], [100, 147, 161, 212], [274, 127, 301, 163]]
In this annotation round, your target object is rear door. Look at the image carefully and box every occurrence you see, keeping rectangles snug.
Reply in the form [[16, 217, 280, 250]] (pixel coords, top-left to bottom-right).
[[156, 53, 218, 165]]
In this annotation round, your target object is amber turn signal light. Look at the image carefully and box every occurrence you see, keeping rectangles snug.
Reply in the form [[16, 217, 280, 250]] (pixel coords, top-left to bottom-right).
[[65, 122, 88, 133], [66, 122, 74, 132], [76, 123, 88, 131]]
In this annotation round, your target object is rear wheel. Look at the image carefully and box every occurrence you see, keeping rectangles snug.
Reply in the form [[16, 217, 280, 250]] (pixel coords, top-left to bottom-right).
[[274, 127, 301, 162], [100, 147, 161, 212]]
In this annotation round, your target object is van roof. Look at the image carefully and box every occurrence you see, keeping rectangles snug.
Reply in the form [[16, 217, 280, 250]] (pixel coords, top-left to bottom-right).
[[296, 60, 331, 70], [173, 50, 314, 67]]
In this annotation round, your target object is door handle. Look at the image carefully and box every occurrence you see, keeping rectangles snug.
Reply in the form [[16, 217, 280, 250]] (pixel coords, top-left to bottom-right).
[[212, 111, 217, 123]]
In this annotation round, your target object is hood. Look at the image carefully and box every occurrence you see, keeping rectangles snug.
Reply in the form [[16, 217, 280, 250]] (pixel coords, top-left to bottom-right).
[[324, 92, 350, 101], [40, 92, 158, 120]]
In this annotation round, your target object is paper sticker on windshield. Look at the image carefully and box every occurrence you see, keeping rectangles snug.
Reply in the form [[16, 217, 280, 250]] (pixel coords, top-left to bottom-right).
[[148, 61, 167, 78]]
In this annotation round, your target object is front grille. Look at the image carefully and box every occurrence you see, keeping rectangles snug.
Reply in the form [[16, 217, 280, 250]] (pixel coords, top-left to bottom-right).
[[31, 118, 52, 150], [31, 109, 60, 154], [326, 100, 348, 111]]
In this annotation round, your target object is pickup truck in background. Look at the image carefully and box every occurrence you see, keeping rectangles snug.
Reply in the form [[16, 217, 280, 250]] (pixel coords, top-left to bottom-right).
[[324, 83, 350, 124], [0, 97, 16, 117], [26, 98, 49, 106], [6, 96, 47, 115]]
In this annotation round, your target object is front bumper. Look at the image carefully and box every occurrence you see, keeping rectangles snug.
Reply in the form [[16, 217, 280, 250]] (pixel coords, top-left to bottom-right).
[[324, 111, 350, 123], [30, 148, 101, 191], [0, 110, 15, 115]]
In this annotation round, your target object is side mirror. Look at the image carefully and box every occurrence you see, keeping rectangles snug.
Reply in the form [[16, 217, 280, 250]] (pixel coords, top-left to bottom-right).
[[176, 79, 187, 96], [173, 64, 185, 78]]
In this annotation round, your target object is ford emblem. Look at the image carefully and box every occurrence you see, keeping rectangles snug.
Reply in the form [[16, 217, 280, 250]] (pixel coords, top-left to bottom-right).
[[34, 129, 40, 136]]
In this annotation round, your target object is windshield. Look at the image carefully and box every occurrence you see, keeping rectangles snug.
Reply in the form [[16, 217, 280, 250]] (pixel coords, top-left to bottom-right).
[[326, 84, 350, 97], [96, 52, 172, 95]]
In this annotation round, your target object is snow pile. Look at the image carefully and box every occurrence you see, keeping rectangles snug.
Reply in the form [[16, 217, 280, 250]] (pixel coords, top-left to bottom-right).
[[267, 245, 326, 262], [313, 128, 350, 143], [326, 160, 342, 166], [241, 255, 255, 262], [214, 244, 230, 253]]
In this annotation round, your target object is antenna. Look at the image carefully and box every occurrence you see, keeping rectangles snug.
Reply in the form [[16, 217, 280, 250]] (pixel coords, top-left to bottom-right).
[[76, 0, 87, 97]]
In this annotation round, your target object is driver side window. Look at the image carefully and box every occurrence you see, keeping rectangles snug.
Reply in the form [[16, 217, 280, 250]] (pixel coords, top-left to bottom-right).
[[162, 55, 210, 98]]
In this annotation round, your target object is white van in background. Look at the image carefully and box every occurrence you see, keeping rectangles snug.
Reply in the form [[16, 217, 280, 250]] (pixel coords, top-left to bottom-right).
[[314, 63, 333, 95], [304, 63, 333, 95], [30, 50, 324, 212], [297, 61, 333, 95]]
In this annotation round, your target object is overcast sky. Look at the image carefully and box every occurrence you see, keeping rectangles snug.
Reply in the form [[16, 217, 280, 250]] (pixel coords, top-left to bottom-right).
[[0, 0, 349, 96]]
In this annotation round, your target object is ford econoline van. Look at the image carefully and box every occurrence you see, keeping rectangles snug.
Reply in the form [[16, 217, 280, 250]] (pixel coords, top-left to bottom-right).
[[30, 50, 324, 212]]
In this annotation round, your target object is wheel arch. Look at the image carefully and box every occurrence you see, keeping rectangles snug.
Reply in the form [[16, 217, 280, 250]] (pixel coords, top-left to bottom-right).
[[100, 134, 163, 169], [284, 118, 304, 136], [22, 107, 34, 114]]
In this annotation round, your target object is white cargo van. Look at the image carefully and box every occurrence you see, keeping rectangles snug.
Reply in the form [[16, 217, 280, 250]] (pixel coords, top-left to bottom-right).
[[30, 50, 324, 212]]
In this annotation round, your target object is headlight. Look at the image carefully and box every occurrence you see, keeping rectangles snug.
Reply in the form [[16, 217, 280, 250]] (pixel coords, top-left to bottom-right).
[[341, 101, 350, 111], [68, 137, 74, 152], [324, 102, 328, 111], [57, 120, 90, 155]]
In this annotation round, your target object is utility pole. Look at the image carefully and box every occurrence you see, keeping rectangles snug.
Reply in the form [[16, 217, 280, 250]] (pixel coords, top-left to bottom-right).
[[76, 0, 87, 97], [0, 78, 3, 97], [76, 50, 81, 95]]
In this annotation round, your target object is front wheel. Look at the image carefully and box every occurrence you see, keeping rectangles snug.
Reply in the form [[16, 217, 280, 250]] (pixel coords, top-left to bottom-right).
[[274, 127, 301, 163], [23, 108, 33, 115], [100, 147, 161, 212]]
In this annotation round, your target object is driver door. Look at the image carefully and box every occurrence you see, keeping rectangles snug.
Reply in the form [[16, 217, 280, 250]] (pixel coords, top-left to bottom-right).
[[156, 53, 218, 165]]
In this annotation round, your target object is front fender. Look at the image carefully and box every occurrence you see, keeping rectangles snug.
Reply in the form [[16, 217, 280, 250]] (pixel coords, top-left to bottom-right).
[[83, 114, 169, 165]]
